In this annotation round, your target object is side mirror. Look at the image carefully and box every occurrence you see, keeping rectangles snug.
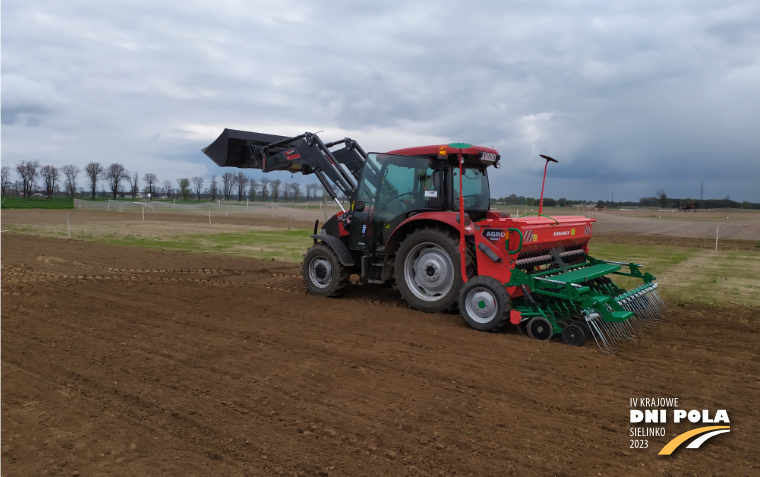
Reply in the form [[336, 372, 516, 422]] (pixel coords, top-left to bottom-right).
[[354, 200, 365, 212]]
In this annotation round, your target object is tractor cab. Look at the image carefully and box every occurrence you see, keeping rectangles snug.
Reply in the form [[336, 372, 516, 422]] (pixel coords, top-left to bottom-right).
[[388, 144, 499, 219], [346, 145, 499, 253]]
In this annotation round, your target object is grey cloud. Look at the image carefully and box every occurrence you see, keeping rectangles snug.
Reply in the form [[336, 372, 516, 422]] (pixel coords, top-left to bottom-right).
[[1, 103, 52, 126], [2, 0, 759, 202]]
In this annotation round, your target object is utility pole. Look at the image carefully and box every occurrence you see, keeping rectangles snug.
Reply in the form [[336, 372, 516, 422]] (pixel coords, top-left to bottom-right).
[[700, 182, 704, 209]]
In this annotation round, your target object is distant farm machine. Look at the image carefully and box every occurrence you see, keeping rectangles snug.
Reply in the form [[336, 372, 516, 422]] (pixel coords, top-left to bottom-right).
[[203, 129, 665, 352], [681, 201, 698, 212]]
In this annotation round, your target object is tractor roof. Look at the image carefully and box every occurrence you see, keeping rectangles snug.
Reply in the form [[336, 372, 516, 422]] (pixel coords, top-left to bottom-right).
[[387, 144, 501, 168]]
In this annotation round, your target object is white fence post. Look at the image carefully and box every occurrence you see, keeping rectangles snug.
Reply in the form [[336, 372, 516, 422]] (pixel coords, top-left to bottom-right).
[[715, 226, 720, 252]]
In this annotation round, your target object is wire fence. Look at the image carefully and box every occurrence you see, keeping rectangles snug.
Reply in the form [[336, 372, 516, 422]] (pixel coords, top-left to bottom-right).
[[71, 199, 760, 240], [73, 199, 345, 221]]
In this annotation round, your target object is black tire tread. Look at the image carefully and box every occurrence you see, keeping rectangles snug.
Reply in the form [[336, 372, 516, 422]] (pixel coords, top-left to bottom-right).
[[302, 242, 349, 297]]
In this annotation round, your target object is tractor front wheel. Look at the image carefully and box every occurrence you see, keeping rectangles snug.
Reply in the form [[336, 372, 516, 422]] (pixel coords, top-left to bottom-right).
[[303, 242, 349, 297], [458, 276, 510, 332], [395, 227, 468, 313]]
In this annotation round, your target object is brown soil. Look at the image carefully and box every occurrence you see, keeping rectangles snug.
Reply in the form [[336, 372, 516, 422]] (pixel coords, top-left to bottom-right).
[[592, 232, 760, 252], [2, 234, 759, 476]]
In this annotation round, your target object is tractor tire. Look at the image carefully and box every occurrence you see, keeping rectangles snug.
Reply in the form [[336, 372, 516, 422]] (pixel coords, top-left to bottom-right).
[[458, 276, 510, 332], [302, 242, 349, 297], [395, 227, 471, 313]]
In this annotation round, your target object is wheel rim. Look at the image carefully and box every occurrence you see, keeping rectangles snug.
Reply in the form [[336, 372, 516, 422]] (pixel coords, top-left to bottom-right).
[[308, 257, 333, 289], [563, 324, 586, 346], [404, 242, 455, 302], [464, 287, 498, 324], [527, 317, 553, 341]]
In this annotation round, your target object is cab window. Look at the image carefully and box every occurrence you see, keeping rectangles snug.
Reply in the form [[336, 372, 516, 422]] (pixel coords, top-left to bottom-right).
[[453, 167, 489, 210]]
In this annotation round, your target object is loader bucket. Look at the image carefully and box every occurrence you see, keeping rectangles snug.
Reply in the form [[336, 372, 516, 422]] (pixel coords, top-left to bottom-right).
[[202, 128, 288, 168]]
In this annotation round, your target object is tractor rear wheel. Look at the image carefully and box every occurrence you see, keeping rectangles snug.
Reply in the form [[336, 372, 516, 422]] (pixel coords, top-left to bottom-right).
[[458, 276, 510, 332], [302, 242, 349, 297], [395, 227, 469, 313]]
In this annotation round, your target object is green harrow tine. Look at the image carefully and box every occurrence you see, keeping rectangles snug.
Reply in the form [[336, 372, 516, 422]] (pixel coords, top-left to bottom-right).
[[583, 312, 618, 353]]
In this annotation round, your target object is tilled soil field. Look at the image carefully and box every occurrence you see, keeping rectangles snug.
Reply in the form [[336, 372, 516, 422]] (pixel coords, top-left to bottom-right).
[[2, 234, 759, 476]]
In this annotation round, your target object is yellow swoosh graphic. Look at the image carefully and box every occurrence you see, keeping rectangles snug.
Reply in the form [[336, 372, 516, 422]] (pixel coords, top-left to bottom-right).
[[658, 426, 730, 455]]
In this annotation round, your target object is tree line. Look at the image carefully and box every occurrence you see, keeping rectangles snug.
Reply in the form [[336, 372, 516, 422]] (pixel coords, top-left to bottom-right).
[[4, 164, 758, 209], [1, 162, 326, 202], [491, 190, 760, 210]]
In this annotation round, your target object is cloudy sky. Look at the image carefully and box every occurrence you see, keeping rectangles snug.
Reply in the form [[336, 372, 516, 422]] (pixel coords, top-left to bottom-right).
[[3, 0, 759, 202]]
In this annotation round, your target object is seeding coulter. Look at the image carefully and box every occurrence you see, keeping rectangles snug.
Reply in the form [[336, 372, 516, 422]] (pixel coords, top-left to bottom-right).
[[203, 129, 665, 351]]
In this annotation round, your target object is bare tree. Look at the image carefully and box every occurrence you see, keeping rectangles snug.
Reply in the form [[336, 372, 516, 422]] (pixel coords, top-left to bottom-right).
[[1, 166, 11, 196], [85, 162, 104, 199], [656, 189, 668, 208], [61, 165, 80, 198], [282, 182, 291, 201], [210, 175, 218, 201], [221, 172, 234, 201], [260, 177, 270, 202], [16, 160, 41, 198], [177, 178, 191, 201], [143, 173, 158, 199], [191, 176, 204, 201], [104, 163, 130, 199], [305, 183, 312, 202], [163, 180, 173, 198], [270, 179, 282, 202], [129, 171, 140, 199], [41, 165, 60, 198], [290, 182, 301, 202], [306, 183, 320, 203], [234, 171, 249, 201], [249, 178, 260, 201]]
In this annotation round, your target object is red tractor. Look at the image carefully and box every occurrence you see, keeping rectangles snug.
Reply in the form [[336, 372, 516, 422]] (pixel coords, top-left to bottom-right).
[[204, 130, 664, 351]]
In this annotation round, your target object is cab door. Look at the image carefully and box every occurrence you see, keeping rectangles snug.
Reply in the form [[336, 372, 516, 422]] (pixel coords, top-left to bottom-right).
[[348, 153, 442, 252]]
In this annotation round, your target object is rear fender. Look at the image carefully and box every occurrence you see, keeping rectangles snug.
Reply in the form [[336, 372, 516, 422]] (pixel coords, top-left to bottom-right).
[[384, 212, 471, 256]]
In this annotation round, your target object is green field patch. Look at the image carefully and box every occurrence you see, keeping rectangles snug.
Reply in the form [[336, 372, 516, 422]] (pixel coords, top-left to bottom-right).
[[680, 251, 760, 308], [587, 243, 700, 296], [99, 229, 314, 262], [1, 197, 74, 209], [589, 243, 698, 277], [589, 244, 760, 308]]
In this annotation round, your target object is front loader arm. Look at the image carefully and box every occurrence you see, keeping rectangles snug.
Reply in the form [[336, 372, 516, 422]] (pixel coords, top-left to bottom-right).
[[202, 128, 367, 205]]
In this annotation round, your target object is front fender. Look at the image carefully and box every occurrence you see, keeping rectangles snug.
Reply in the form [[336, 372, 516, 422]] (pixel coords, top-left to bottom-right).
[[311, 234, 355, 266]]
